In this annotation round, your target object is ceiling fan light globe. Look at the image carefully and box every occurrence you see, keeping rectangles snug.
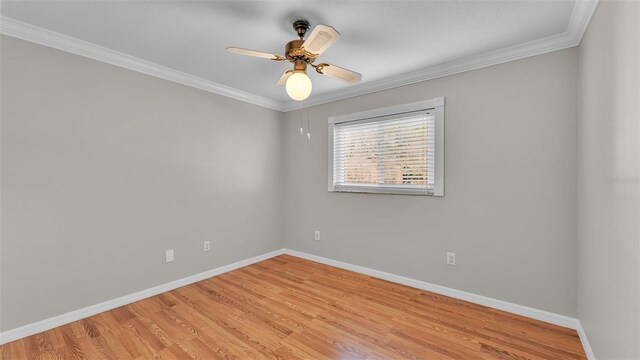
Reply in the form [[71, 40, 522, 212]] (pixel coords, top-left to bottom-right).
[[286, 72, 312, 101]]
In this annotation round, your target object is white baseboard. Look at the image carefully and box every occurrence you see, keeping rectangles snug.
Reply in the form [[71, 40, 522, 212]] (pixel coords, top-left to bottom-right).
[[283, 248, 599, 358], [283, 248, 580, 330], [0, 248, 285, 345], [576, 321, 597, 360], [1, 247, 595, 360]]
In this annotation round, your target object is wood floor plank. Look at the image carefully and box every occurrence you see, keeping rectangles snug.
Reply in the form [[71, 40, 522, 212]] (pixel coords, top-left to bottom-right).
[[0, 255, 587, 359]]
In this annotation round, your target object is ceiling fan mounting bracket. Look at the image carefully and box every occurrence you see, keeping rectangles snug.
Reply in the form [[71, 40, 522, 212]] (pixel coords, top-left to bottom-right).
[[292, 19, 310, 39]]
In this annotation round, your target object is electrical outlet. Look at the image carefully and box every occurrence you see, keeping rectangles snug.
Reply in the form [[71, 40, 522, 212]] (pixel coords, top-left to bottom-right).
[[446, 252, 455, 266], [166, 249, 174, 263], [204, 241, 211, 252], [314, 230, 321, 241]]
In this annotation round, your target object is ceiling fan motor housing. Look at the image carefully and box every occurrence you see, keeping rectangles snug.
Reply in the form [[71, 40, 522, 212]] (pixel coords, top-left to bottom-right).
[[285, 39, 317, 63], [285, 20, 318, 64]]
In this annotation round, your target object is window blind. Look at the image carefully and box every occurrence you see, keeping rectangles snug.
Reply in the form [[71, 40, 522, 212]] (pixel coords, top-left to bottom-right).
[[332, 110, 435, 194]]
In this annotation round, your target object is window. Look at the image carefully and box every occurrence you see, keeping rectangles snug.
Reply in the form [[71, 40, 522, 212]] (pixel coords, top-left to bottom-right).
[[328, 97, 444, 196]]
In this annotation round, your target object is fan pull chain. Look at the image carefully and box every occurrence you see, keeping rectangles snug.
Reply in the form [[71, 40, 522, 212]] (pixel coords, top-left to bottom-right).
[[299, 100, 310, 140], [306, 106, 311, 140], [299, 104, 304, 135]]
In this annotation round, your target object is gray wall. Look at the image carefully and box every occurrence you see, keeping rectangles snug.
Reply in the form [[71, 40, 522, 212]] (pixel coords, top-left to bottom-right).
[[5, 8, 637, 342], [283, 49, 579, 316], [0, 36, 284, 331], [578, 1, 640, 359]]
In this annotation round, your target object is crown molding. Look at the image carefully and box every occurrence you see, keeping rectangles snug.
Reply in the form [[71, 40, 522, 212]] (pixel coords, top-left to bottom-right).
[[0, 16, 285, 111], [1, 1, 598, 113], [567, 0, 599, 44], [280, 0, 599, 112]]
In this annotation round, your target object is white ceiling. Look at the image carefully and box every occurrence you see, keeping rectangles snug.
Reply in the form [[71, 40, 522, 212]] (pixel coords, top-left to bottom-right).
[[1, 1, 596, 111]]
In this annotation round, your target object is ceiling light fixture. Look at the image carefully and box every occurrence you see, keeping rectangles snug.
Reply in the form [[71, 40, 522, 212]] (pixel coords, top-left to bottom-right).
[[286, 72, 312, 101], [226, 19, 362, 102], [285, 62, 312, 101]]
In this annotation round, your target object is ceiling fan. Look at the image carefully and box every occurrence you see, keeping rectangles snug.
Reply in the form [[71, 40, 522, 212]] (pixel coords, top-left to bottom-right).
[[226, 20, 362, 101]]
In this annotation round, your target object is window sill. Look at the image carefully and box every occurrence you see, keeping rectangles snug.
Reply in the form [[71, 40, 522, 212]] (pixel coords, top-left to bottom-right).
[[329, 187, 440, 197]]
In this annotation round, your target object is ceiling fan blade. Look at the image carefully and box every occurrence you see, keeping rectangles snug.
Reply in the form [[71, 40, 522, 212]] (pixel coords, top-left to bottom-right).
[[226, 47, 284, 61], [302, 25, 340, 55], [316, 63, 362, 83], [276, 70, 293, 86]]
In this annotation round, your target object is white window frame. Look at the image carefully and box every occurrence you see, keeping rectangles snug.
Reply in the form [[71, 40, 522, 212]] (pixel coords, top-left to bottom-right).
[[328, 97, 445, 196]]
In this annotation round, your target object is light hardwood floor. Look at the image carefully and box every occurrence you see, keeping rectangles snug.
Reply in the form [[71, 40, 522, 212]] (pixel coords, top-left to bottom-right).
[[1, 254, 586, 359]]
